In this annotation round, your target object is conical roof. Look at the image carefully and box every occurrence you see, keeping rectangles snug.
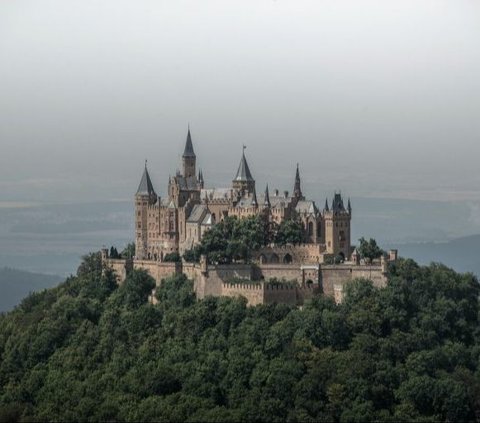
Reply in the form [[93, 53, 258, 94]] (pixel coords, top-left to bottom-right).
[[251, 186, 258, 207], [234, 150, 254, 182], [136, 162, 156, 197], [183, 128, 196, 158]]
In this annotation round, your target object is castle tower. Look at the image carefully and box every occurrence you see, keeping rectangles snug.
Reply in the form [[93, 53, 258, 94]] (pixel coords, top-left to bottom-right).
[[135, 161, 157, 260], [232, 146, 255, 195], [182, 127, 196, 179], [293, 163, 304, 200], [323, 192, 352, 259]]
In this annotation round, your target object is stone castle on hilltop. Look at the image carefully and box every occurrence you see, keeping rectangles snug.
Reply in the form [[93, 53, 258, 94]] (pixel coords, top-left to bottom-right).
[[103, 128, 397, 305]]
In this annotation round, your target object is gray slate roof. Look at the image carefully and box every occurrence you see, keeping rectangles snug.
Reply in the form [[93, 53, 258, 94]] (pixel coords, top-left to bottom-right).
[[201, 188, 233, 201], [175, 175, 198, 191], [233, 152, 254, 182], [136, 166, 156, 196], [183, 128, 196, 158], [332, 193, 346, 212], [295, 200, 318, 215], [234, 192, 293, 209], [187, 204, 208, 223]]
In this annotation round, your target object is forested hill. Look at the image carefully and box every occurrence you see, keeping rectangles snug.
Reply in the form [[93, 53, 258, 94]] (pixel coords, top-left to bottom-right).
[[1, 256, 480, 422]]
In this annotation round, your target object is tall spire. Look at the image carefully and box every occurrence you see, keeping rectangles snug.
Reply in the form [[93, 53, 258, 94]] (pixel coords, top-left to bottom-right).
[[182, 126, 196, 178], [347, 198, 352, 214], [293, 163, 303, 199], [264, 184, 271, 208], [183, 126, 196, 158], [324, 198, 329, 212]]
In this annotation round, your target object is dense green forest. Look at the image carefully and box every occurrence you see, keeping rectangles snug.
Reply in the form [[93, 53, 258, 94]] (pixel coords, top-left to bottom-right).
[[1, 255, 480, 422]]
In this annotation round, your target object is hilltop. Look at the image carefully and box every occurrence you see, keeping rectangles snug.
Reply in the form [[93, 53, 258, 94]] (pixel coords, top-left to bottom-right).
[[0, 255, 479, 421]]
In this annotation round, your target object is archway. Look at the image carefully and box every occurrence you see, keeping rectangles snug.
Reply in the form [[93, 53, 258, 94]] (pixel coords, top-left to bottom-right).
[[270, 253, 279, 263], [283, 253, 293, 264]]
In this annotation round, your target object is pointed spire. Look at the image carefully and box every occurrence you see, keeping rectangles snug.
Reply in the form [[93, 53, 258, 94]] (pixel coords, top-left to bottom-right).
[[348, 197, 352, 213], [324, 198, 329, 212], [264, 184, 271, 207], [251, 186, 258, 207], [136, 161, 157, 202], [233, 146, 254, 182], [293, 163, 302, 198], [183, 126, 195, 158]]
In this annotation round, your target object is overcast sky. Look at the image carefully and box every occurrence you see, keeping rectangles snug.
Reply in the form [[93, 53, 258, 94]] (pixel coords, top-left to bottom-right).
[[1, 0, 479, 205]]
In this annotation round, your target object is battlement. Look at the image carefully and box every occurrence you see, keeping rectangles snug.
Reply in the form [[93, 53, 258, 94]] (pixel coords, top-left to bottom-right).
[[264, 283, 296, 291], [222, 282, 262, 290]]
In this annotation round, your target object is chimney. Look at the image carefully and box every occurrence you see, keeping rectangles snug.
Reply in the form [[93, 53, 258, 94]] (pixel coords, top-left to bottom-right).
[[274, 189, 279, 196], [284, 190, 289, 198]]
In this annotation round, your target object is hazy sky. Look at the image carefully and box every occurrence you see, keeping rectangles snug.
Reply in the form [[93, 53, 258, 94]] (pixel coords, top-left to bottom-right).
[[1, 0, 479, 205]]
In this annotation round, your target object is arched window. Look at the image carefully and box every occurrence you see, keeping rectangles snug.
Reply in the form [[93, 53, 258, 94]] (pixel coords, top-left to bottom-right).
[[283, 253, 293, 264], [270, 253, 280, 263]]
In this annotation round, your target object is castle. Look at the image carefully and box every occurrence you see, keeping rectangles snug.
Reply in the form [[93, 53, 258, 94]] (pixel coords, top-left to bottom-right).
[[103, 128, 397, 305]]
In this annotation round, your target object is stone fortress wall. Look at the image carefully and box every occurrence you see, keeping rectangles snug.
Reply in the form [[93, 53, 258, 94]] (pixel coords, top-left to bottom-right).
[[103, 249, 396, 306]]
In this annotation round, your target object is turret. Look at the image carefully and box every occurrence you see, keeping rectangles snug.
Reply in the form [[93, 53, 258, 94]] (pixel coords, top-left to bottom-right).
[[232, 146, 255, 195], [135, 161, 157, 260], [198, 169, 204, 189], [323, 191, 351, 259], [182, 126, 196, 178]]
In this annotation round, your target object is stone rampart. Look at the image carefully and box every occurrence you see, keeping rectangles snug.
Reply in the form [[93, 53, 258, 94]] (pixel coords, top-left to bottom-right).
[[103, 256, 389, 306], [221, 282, 264, 305]]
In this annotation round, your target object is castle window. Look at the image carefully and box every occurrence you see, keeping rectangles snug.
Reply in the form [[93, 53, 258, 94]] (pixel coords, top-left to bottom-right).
[[308, 222, 313, 236]]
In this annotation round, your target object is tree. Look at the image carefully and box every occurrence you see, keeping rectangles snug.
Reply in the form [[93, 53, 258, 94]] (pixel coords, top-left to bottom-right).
[[163, 252, 181, 262], [275, 218, 304, 245], [76, 252, 102, 277], [121, 243, 135, 259], [109, 246, 120, 259], [357, 237, 383, 263]]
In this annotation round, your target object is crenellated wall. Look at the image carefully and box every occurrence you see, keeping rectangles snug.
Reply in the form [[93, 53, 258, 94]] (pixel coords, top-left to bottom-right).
[[222, 282, 264, 305], [103, 255, 389, 306]]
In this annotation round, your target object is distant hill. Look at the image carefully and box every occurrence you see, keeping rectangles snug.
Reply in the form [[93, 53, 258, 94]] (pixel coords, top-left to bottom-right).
[[0, 267, 62, 312], [386, 234, 480, 276]]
